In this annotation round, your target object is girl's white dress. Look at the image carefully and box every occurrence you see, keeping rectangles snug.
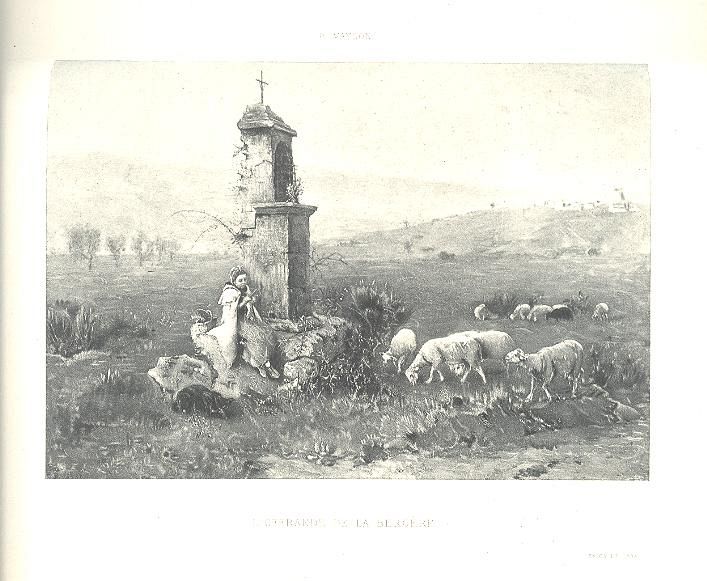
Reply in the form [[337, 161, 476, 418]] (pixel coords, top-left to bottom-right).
[[206, 287, 240, 368]]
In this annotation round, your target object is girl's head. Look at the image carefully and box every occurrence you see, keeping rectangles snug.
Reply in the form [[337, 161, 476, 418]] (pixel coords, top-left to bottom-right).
[[229, 266, 248, 289]]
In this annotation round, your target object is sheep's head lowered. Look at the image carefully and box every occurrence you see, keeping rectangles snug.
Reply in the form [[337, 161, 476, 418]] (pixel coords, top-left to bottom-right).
[[381, 350, 396, 365], [448, 362, 467, 379], [504, 348, 528, 365], [405, 367, 420, 385]]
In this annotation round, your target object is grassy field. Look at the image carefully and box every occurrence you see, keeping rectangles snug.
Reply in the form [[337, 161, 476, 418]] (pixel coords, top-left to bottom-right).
[[46, 248, 649, 479]]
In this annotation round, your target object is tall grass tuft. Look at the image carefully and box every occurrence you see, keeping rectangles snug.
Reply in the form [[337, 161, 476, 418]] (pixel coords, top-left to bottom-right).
[[564, 289, 592, 315], [47, 300, 99, 358], [482, 292, 522, 318], [345, 280, 412, 342], [587, 344, 648, 390]]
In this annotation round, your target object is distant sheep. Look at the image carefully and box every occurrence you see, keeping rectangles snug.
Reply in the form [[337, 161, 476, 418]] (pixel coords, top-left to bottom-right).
[[528, 304, 552, 322], [381, 328, 418, 374], [447, 330, 517, 381], [547, 305, 574, 322], [504, 339, 584, 402], [474, 303, 498, 321], [592, 302, 610, 321], [509, 303, 531, 320], [405, 335, 485, 385]]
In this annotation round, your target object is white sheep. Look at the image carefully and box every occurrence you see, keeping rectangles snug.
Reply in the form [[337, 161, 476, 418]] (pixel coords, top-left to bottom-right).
[[592, 302, 610, 321], [504, 339, 584, 402], [474, 303, 498, 320], [447, 330, 517, 380], [509, 303, 531, 320], [381, 328, 418, 374], [405, 335, 485, 385], [528, 304, 552, 322]]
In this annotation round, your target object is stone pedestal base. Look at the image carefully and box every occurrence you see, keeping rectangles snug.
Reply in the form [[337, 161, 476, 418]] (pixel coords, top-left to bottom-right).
[[243, 202, 317, 320]]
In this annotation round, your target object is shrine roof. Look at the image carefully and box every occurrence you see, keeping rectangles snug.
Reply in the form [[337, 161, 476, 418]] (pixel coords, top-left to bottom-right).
[[237, 104, 297, 136]]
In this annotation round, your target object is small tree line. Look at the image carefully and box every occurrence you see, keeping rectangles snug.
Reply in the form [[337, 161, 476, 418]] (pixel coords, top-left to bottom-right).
[[65, 224, 179, 270]]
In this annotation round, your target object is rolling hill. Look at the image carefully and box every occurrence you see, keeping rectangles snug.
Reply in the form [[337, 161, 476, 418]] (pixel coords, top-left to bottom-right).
[[47, 153, 649, 260], [316, 206, 650, 261]]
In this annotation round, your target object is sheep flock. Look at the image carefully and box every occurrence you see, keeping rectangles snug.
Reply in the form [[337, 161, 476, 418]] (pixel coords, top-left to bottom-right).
[[384, 297, 613, 403]]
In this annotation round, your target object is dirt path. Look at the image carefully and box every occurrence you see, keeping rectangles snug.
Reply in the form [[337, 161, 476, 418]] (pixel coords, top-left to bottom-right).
[[257, 419, 649, 480]]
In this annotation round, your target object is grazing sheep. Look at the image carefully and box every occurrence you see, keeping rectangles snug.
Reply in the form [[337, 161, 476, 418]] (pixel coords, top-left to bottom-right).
[[447, 330, 517, 380], [474, 303, 492, 320], [405, 335, 485, 385], [382, 328, 418, 374], [593, 302, 610, 321], [473, 304, 499, 320], [528, 304, 552, 322], [509, 303, 531, 320], [504, 339, 584, 402], [547, 305, 574, 322]]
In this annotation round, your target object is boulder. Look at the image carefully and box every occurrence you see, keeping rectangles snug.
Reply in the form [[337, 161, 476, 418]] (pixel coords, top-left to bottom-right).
[[148, 355, 215, 396], [276, 315, 350, 364], [282, 357, 319, 387]]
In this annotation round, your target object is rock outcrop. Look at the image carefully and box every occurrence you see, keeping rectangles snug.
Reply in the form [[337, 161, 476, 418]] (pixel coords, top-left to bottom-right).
[[148, 313, 350, 406]]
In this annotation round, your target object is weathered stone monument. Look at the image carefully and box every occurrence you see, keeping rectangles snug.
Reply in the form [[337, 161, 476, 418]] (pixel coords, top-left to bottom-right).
[[150, 74, 349, 400], [234, 73, 317, 320]]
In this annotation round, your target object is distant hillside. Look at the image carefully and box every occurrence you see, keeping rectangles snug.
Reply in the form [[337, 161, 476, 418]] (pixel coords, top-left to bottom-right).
[[47, 153, 649, 258], [47, 154, 502, 252], [316, 206, 650, 261]]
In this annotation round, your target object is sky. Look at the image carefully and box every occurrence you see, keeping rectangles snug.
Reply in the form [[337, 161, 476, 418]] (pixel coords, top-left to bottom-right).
[[49, 62, 650, 208]]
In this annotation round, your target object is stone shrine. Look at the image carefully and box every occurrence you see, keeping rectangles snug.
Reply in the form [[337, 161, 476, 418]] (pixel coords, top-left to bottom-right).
[[234, 79, 317, 320]]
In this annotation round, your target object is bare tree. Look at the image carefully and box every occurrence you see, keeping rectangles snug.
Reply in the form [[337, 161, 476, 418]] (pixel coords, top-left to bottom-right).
[[131, 231, 154, 267], [106, 234, 127, 267], [171, 210, 249, 255], [165, 239, 179, 261], [309, 248, 348, 283], [67, 224, 101, 270]]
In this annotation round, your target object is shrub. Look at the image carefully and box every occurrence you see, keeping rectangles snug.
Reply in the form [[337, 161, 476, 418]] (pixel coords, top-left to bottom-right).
[[312, 285, 347, 317], [98, 310, 151, 341], [314, 326, 384, 398], [586, 344, 648, 390], [345, 280, 412, 342], [308, 282, 411, 399], [482, 292, 522, 318], [563, 289, 592, 315], [358, 434, 386, 464], [47, 300, 99, 357], [438, 250, 456, 261]]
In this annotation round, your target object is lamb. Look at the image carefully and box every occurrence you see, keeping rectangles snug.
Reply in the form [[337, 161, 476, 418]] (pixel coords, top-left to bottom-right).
[[528, 304, 552, 322], [504, 339, 584, 402], [509, 303, 531, 320], [474, 303, 492, 320], [381, 328, 418, 374], [593, 302, 610, 321], [547, 305, 574, 322], [446, 330, 517, 380], [405, 335, 485, 386]]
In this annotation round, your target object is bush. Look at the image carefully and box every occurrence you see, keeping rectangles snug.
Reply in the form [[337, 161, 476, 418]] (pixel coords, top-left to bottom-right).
[[47, 300, 99, 358], [586, 344, 648, 390], [563, 290, 592, 315], [345, 280, 412, 342], [481, 292, 522, 318], [314, 326, 384, 398], [99, 311, 151, 341], [312, 285, 347, 317], [438, 250, 456, 261], [308, 281, 411, 399]]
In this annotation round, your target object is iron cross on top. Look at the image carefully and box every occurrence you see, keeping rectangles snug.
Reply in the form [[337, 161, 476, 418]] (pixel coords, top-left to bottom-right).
[[256, 70, 268, 104]]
